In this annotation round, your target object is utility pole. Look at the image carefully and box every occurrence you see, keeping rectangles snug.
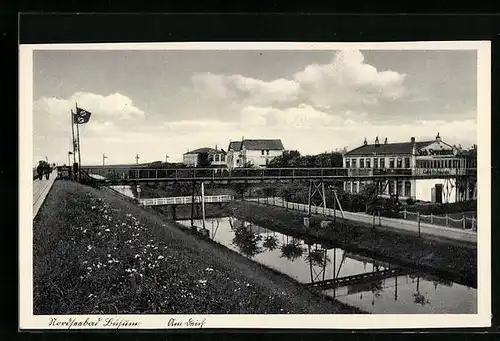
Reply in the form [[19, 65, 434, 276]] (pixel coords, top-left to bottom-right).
[[135, 154, 140, 165], [102, 153, 108, 166]]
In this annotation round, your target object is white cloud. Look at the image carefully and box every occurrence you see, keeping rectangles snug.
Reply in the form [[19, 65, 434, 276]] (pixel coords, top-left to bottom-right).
[[191, 72, 235, 100], [189, 50, 406, 111], [240, 104, 345, 128], [293, 50, 406, 107]]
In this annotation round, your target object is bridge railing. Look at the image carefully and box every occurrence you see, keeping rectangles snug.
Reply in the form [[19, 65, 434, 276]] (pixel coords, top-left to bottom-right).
[[138, 195, 234, 206], [82, 166, 477, 181]]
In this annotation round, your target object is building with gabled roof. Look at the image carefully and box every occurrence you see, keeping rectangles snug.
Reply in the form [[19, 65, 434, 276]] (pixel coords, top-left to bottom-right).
[[226, 138, 285, 168], [183, 146, 226, 167], [342, 134, 476, 203]]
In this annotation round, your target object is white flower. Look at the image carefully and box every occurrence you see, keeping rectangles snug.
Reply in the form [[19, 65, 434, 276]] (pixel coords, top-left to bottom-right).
[[157, 255, 164, 260], [105, 229, 110, 232], [198, 279, 208, 285], [205, 267, 214, 272]]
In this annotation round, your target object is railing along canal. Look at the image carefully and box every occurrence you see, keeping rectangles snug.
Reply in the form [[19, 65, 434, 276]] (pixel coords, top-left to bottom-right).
[[82, 166, 477, 182]]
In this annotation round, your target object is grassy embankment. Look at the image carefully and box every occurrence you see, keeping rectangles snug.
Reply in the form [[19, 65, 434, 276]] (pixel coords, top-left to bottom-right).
[[33, 180, 363, 315]]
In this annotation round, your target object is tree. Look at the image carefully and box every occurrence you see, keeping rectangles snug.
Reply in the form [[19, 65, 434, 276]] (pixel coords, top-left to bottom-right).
[[268, 150, 301, 168], [359, 183, 379, 213], [197, 153, 211, 168]]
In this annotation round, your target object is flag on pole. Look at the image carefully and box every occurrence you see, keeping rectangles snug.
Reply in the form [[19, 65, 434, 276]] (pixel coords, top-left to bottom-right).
[[73, 107, 92, 124]]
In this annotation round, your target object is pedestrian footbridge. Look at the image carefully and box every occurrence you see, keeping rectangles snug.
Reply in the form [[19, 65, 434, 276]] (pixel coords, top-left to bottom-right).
[[138, 195, 234, 206]]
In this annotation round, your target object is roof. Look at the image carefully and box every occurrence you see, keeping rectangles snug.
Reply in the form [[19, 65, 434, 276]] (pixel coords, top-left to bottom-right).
[[184, 147, 226, 155], [228, 139, 284, 151], [345, 141, 435, 156], [228, 141, 242, 151]]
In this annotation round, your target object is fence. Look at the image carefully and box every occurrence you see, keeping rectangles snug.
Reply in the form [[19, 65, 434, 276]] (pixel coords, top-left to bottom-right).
[[398, 209, 477, 230], [247, 197, 477, 233], [139, 195, 234, 207]]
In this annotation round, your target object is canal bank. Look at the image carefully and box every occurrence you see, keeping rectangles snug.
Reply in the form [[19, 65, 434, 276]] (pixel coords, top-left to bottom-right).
[[175, 216, 476, 314], [33, 180, 362, 314], [103, 185, 477, 313], [225, 201, 477, 289]]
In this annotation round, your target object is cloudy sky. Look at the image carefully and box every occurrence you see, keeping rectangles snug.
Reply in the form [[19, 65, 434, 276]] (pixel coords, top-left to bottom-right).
[[32, 48, 478, 166]]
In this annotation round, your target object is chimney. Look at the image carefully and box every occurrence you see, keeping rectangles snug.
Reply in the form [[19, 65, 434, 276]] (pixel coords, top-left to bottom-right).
[[363, 137, 367, 146], [436, 132, 441, 142], [411, 137, 415, 144], [384, 138, 388, 144], [374, 136, 380, 146]]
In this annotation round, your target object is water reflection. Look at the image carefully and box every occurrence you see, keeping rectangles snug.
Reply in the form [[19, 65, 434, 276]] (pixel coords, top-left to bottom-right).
[[230, 219, 263, 258], [280, 239, 305, 261], [176, 216, 477, 314]]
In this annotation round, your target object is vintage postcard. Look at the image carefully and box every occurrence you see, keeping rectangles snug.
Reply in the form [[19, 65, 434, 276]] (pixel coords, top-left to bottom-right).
[[19, 41, 491, 330]]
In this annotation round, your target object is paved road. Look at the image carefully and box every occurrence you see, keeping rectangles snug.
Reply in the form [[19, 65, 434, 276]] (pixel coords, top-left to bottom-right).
[[33, 171, 56, 219], [247, 197, 477, 244]]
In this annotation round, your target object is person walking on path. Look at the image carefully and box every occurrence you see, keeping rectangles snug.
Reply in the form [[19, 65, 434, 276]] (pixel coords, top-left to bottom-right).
[[44, 162, 52, 180], [36, 161, 45, 181]]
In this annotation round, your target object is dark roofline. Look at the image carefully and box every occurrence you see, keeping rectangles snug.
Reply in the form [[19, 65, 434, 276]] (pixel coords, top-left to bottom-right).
[[183, 147, 226, 155], [344, 140, 436, 156]]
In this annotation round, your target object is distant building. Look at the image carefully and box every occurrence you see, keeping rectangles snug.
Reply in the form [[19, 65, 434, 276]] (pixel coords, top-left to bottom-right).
[[182, 147, 227, 167], [342, 134, 476, 203], [226, 139, 285, 168]]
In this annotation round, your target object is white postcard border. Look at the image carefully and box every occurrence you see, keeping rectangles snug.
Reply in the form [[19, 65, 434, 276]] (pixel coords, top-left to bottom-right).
[[19, 41, 491, 330]]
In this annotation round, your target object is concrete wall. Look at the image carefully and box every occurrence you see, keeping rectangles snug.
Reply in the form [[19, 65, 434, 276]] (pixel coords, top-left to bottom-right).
[[415, 179, 458, 203], [243, 149, 283, 168]]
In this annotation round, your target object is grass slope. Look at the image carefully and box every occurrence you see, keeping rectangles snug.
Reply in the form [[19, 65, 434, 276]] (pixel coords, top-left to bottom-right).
[[33, 180, 361, 315]]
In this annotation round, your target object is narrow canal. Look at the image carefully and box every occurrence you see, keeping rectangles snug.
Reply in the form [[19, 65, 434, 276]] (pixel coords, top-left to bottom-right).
[[178, 217, 476, 314], [108, 185, 476, 314]]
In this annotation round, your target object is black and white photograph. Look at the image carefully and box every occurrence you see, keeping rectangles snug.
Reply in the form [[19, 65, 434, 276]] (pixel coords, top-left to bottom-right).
[[19, 41, 491, 329]]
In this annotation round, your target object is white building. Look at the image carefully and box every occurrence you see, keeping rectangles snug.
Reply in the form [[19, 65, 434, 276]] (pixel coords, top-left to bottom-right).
[[342, 134, 476, 203], [226, 139, 285, 168], [182, 147, 227, 167]]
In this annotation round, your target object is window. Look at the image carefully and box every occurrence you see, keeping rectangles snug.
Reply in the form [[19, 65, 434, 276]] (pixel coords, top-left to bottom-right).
[[396, 158, 402, 168], [214, 154, 219, 162], [374, 158, 378, 168], [221, 154, 225, 162], [345, 159, 351, 168], [366, 158, 371, 168], [352, 159, 357, 168], [389, 158, 395, 168], [261, 150, 265, 155], [404, 158, 410, 168], [388, 181, 394, 194], [380, 158, 385, 168], [360, 158, 365, 168], [405, 181, 411, 197]]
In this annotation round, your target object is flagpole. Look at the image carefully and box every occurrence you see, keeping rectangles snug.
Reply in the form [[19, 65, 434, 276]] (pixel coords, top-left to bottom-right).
[[70, 109, 76, 166]]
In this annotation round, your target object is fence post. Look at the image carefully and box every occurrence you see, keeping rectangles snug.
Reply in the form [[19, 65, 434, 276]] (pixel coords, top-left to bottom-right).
[[430, 213, 433, 224], [403, 209, 407, 219], [445, 215, 449, 226], [462, 215, 466, 229]]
